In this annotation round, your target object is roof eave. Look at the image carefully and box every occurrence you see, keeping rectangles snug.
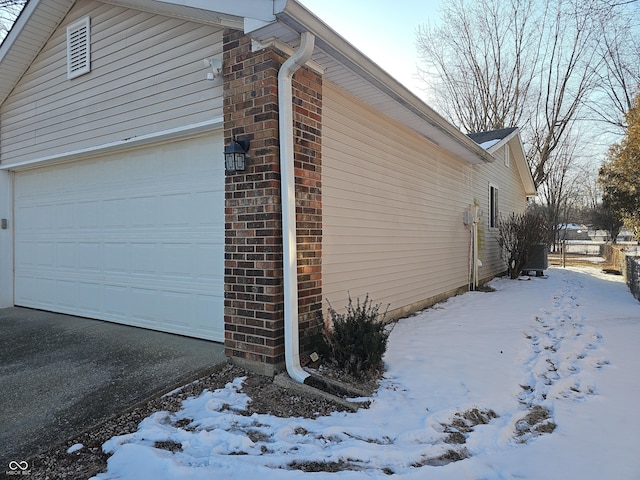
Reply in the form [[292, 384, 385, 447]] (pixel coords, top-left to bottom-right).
[[511, 134, 537, 197], [483, 129, 518, 154], [470, 128, 536, 196], [507, 130, 537, 196], [0, 0, 75, 106], [1, 0, 251, 106], [2, 0, 494, 166], [147, 0, 283, 22], [272, 0, 493, 165]]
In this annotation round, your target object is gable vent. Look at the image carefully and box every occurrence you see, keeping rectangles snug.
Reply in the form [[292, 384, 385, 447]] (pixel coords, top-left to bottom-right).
[[67, 17, 91, 79]]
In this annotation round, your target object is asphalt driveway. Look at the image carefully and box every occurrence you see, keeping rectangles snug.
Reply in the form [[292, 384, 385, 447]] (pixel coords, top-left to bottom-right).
[[0, 307, 226, 469]]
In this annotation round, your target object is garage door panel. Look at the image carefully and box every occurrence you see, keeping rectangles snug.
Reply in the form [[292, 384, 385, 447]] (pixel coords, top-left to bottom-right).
[[193, 294, 223, 337], [195, 244, 222, 280], [161, 193, 192, 229], [162, 243, 194, 279], [39, 243, 55, 266], [15, 275, 55, 306], [102, 199, 128, 229], [57, 242, 77, 269], [130, 287, 158, 323], [57, 279, 78, 309], [129, 196, 157, 228], [78, 242, 101, 272], [15, 205, 52, 231], [14, 134, 224, 341], [77, 282, 103, 313], [103, 243, 129, 274], [160, 291, 193, 329], [104, 285, 129, 320], [128, 151, 156, 182], [57, 203, 76, 230], [131, 243, 158, 276], [78, 201, 100, 229], [15, 241, 35, 267]]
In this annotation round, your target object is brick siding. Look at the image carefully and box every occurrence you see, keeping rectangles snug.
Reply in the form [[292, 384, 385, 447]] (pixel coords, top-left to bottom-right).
[[222, 30, 322, 374]]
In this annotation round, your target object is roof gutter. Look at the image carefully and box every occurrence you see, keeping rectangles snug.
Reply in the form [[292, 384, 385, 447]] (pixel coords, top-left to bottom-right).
[[274, 1, 493, 165], [278, 31, 315, 384]]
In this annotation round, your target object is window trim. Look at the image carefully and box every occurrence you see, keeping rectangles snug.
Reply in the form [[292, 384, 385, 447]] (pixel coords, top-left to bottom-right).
[[489, 184, 499, 229], [66, 17, 91, 80]]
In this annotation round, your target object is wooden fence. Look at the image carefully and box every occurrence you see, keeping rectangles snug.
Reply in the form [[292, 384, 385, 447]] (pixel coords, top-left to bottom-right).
[[604, 244, 640, 302]]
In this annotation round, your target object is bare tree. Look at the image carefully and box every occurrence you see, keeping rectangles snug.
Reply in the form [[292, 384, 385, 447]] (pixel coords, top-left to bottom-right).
[[573, 164, 602, 210], [0, 0, 26, 6], [416, 0, 637, 188], [0, 0, 25, 41], [587, 2, 640, 132], [416, 0, 539, 134], [525, 0, 607, 187], [536, 136, 583, 251]]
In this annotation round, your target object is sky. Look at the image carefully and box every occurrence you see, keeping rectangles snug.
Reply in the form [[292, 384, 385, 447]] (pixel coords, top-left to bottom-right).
[[0, 1, 439, 99], [0, 0, 620, 164], [295, 0, 622, 166], [297, 0, 443, 99], [90, 264, 640, 479]]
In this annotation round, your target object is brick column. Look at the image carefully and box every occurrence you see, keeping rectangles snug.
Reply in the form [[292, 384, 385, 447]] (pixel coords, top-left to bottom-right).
[[223, 30, 322, 375], [291, 67, 323, 355]]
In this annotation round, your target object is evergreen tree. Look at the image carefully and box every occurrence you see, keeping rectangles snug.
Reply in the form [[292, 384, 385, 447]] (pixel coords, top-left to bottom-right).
[[599, 88, 640, 239]]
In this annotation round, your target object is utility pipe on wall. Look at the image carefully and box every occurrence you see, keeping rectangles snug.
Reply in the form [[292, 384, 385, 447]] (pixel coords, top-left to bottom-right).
[[472, 217, 478, 291], [278, 31, 315, 384]]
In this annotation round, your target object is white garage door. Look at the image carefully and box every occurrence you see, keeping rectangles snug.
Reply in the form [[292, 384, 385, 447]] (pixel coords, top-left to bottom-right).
[[14, 134, 225, 341]]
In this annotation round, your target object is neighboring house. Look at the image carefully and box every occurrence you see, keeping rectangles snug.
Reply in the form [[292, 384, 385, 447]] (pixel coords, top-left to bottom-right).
[[0, 0, 536, 376], [557, 224, 592, 242], [589, 228, 637, 243]]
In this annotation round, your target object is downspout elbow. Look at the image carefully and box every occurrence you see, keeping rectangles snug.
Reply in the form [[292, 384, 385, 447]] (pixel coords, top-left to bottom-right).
[[278, 32, 315, 384]]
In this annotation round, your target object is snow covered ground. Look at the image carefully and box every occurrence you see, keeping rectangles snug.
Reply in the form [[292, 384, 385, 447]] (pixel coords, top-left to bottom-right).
[[92, 266, 640, 479]]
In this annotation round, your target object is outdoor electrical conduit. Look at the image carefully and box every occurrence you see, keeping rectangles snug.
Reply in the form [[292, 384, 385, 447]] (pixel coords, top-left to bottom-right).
[[278, 31, 315, 384]]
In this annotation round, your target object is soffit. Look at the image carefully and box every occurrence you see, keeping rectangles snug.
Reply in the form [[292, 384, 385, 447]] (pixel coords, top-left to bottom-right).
[[0, 0, 75, 105], [0, 0, 246, 106], [100, 0, 244, 28], [250, 2, 493, 165], [2, 0, 493, 166]]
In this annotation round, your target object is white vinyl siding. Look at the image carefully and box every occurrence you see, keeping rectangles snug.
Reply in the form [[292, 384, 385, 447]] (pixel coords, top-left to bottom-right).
[[473, 145, 528, 280], [323, 82, 473, 318], [67, 16, 91, 79], [0, 0, 224, 165]]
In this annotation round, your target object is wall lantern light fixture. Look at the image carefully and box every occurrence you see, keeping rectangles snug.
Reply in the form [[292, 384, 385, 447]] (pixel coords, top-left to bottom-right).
[[224, 137, 250, 174]]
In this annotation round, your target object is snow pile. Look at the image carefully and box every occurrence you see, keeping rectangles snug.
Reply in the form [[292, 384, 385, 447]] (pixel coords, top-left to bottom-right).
[[92, 266, 640, 479], [66, 443, 83, 454]]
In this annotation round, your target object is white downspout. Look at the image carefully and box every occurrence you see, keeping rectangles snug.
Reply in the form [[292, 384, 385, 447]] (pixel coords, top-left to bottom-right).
[[472, 218, 478, 291], [278, 32, 315, 384]]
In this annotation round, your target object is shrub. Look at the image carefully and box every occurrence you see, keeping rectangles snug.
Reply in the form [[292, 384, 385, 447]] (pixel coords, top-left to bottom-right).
[[497, 212, 549, 279], [320, 294, 391, 380]]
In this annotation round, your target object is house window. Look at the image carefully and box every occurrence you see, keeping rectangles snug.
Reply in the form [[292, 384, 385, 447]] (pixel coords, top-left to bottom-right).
[[504, 145, 510, 167], [489, 184, 499, 228], [67, 17, 91, 79]]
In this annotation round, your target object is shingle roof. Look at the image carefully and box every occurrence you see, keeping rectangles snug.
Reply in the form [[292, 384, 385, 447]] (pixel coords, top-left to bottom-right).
[[467, 127, 518, 145]]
